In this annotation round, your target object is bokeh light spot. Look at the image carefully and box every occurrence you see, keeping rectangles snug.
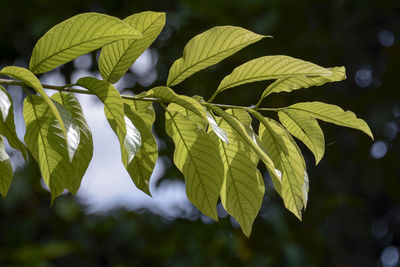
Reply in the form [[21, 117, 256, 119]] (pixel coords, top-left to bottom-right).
[[378, 30, 395, 47], [381, 246, 399, 267], [370, 141, 388, 159]]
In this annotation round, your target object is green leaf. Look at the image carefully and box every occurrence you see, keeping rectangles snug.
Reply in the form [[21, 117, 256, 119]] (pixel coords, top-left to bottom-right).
[[167, 26, 266, 86], [0, 66, 72, 160], [165, 109, 224, 221], [206, 104, 282, 185], [125, 98, 155, 128], [0, 86, 28, 160], [76, 77, 140, 169], [288, 102, 374, 139], [278, 110, 325, 164], [23, 95, 74, 200], [209, 109, 264, 237], [206, 110, 228, 144], [123, 102, 158, 195], [99, 11, 165, 83], [261, 66, 346, 100], [29, 12, 142, 74], [146, 86, 208, 123], [168, 103, 206, 129], [256, 114, 306, 220], [0, 135, 13, 198], [215, 55, 333, 95], [51, 93, 93, 194]]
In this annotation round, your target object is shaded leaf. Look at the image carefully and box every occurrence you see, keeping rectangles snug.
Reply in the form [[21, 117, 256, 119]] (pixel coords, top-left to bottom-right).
[[23, 95, 74, 200], [123, 102, 158, 195], [209, 109, 264, 237], [165, 109, 224, 221], [278, 110, 325, 164], [99, 11, 165, 83], [51, 93, 93, 194], [167, 26, 265, 86], [0, 86, 28, 160], [29, 12, 142, 74], [288, 102, 373, 139], [0, 136, 13, 198], [216, 55, 333, 95]]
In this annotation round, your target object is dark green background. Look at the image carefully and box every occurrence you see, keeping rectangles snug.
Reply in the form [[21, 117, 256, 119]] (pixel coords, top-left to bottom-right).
[[0, 0, 399, 266]]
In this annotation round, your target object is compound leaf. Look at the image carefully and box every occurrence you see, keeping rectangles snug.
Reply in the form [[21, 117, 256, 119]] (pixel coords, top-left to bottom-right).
[[51, 93, 93, 194], [165, 109, 224, 221], [0, 86, 28, 160], [29, 12, 142, 74], [216, 55, 333, 95], [167, 26, 265, 86], [278, 110, 325, 164], [288, 102, 373, 139], [99, 11, 165, 83], [0, 136, 13, 198]]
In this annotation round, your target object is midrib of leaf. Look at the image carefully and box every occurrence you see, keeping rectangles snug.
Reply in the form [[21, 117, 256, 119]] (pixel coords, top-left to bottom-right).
[[168, 38, 258, 86], [167, 109, 213, 211], [34, 34, 135, 70]]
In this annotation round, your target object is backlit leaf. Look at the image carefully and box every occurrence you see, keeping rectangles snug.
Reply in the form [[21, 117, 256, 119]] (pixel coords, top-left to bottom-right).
[[215, 55, 333, 95], [165, 109, 224, 221], [23, 95, 74, 200], [167, 26, 265, 86], [209, 109, 264, 237], [123, 102, 157, 195], [51, 93, 93, 194], [0, 136, 13, 198], [278, 110, 325, 164], [206, 110, 228, 144], [29, 13, 142, 74], [99, 11, 165, 83], [0, 86, 28, 160], [288, 102, 373, 139], [256, 114, 306, 219]]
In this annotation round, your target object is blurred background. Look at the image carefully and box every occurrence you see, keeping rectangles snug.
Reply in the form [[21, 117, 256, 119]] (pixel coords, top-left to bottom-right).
[[0, 0, 399, 266]]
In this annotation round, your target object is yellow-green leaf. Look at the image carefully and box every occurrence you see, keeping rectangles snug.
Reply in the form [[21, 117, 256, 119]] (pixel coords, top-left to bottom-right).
[[0, 66, 71, 160], [123, 102, 157, 195], [146, 86, 208, 123], [99, 11, 165, 83], [23, 95, 74, 200], [0, 135, 13, 198], [51, 93, 93, 194], [215, 55, 333, 95], [125, 99, 155, 128], [167, 26, 266, 86], [288, 102, 374, 139], [29, 12, 142, 74], [206, 110, 228, 144], [278, 110, 325, 164], [209, 109, 264, 237], [206, 104, 282, 186], [261, 66, 346, 100], [165, 109, 224, 221], [0, 86, 28, 160], [256, 114, 306, 220]]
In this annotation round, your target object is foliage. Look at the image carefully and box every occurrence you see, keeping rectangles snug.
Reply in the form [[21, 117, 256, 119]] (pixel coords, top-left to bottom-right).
[[0, 11, 373, 237]]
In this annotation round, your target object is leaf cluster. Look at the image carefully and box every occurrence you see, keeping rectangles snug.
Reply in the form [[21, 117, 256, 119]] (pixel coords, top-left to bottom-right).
[[0, 11, 373, 236]]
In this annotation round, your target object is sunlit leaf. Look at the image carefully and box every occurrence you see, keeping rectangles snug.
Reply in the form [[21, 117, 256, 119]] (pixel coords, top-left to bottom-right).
[[0, 66, 72, 160], [76, 77, 140, 169], [256, 114, 306, 220], [125, 98, 155, 128], [123, 102, 157, 195], [209, 109, 264, 237], [206, 110, 228, 144], [0, 86, 28, 160], [29, 12, 142, 74], [146, 86, 207, 123], [288, 102, 373, 139], [261, 66, 346, 100], [278, 110, 325, 164], [51, 93, 93, 194], [206, 104, 282, 185], [99, 11, 165, 83], [165, 109, 224, 221], [215, 56, 333, 96], [0, 136, 13, 198], [23, 95, 74, 200], [167, 26, 266, 86]]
